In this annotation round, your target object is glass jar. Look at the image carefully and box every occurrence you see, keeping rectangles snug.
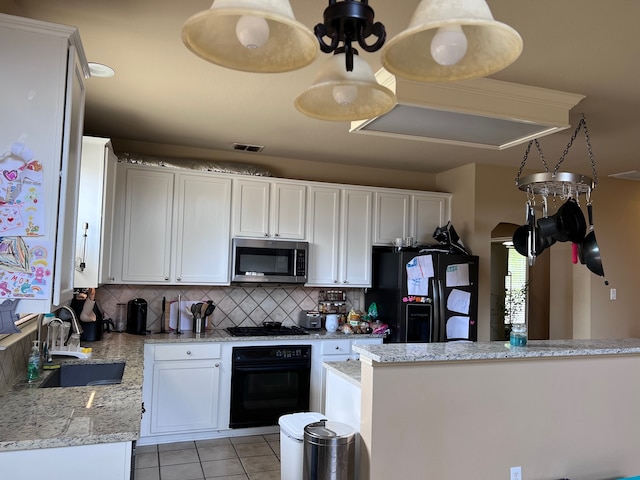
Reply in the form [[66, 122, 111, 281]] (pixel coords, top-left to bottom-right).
[[510, 323, 528, 346]]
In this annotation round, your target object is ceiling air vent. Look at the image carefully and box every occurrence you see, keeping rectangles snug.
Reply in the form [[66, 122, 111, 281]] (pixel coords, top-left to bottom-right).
[[350, 71, 585, 150], [232, 143, 264, 153]]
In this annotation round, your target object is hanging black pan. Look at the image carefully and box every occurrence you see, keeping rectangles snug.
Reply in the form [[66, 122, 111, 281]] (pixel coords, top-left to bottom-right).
[[579, 202, 606, 280]]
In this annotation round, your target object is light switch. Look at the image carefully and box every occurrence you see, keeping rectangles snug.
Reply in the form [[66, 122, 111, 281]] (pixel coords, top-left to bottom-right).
[[610, 288, 617, 300]]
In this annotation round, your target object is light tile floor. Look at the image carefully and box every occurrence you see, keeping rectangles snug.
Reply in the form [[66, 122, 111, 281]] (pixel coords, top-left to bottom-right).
[[135, 434, 280, 480]]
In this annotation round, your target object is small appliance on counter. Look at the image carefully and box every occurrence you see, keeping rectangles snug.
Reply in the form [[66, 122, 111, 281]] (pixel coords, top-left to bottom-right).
[[126, 298, 148, 335], [69, 289, 104, 342], [298, 310, 322, 330]]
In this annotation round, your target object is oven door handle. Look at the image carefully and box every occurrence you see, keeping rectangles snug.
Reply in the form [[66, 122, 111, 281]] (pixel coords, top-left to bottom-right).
[[233, 362, 310, 372]]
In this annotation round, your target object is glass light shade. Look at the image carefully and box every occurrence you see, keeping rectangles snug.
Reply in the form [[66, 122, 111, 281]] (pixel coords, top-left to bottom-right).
[[294, 53, 397, 122], [430, 25, 468, 66], [182, 0, 318, 73], [381, 0, 523, 82]]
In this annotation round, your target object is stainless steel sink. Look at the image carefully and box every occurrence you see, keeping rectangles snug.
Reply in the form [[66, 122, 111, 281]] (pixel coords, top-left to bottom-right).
[[39, 362, 125, 388]]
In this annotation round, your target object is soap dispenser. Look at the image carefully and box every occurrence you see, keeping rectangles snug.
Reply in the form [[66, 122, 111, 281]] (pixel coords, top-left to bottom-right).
[[27, 340, 40, 383]]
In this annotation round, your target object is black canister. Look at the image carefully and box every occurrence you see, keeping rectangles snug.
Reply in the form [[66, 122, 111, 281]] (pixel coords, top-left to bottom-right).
[[126, 298, 147, 335]]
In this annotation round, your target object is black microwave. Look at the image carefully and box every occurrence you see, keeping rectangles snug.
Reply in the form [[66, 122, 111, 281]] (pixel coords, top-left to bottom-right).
[[231, 238, 309, 284]]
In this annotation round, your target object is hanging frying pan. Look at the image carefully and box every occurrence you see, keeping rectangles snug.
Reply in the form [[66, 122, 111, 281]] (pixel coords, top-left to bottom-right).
[[579, 202, 606, 281], [555, 198, 587, 243]]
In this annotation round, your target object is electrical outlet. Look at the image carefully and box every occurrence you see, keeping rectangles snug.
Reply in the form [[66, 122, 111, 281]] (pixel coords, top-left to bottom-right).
[[510, 466, 522, 480], [610, 288, 617, 300]]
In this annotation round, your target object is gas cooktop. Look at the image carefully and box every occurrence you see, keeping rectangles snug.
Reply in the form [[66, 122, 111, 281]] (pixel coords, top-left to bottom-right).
[[226, 325, 309, 337]]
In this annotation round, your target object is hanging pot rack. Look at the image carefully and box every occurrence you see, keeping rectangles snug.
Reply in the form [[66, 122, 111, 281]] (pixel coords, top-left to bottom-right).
[[515, 116, 597, 198]]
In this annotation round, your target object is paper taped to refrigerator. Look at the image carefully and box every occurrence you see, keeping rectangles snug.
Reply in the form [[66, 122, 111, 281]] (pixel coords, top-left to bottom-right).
[[446, 316, 470, 339], [405, 255, 434, 295], [447, 288, 471, 314], [445, 263, 470, 287]]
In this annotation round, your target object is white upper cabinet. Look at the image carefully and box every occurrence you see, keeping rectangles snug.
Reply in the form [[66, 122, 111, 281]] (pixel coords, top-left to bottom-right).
[[173, 174, 231, 284], [74, 137, 117, 288], [121, 167, 174, 283], [339, 189, 372, 287], [411, 193, 451, 245], [372, 191, 410, 246], [373, 189, 452, 246], [233, 178, 306, 239], [0, 15, 89, 313], [306, 187, 372, 287], [306, 186, 341, 286], [113, 165, 231, 285]]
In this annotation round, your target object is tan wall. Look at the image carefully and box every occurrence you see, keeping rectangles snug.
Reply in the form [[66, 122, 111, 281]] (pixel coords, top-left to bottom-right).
[[111, 138, 440, 191], [585, 177, 640, 338], [360, 356, 640, 480]]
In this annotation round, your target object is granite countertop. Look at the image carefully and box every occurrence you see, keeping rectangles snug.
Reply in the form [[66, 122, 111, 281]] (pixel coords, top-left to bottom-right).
[[144, 329, 381, 343], [323, 360, 362, 386], [0, 332, 145, 452], [353, 338, 640, 364], [0, 327, 381, 452]]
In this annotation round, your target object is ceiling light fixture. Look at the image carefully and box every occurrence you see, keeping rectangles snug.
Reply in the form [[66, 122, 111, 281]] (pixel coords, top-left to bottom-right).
[[181, 0, 318, 73], [181, 0, 523, 120], [295, 1, 396, 121], [381, 0, 523, 82]]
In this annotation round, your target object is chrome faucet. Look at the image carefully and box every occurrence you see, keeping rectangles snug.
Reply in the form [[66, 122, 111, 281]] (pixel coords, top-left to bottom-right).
[[58, 305, 83, 336]]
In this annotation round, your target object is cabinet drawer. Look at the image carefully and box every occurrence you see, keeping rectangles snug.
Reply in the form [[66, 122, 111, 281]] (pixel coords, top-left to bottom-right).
[[154, 343, 221, 361], [322, 340, 351, 355]]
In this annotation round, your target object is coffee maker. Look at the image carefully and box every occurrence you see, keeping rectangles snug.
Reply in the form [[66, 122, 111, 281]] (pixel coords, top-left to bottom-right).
[[126, 298, 147, 335]]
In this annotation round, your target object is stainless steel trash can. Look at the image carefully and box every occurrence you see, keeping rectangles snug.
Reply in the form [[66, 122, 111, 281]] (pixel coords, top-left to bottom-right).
[[303, 420, 355, 480]]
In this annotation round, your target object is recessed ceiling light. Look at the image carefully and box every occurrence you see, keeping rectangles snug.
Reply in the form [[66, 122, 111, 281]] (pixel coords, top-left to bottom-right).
[[88, 62, 115, 78]]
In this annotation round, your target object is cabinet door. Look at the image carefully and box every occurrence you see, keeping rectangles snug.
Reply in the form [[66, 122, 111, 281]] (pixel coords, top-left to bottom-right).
[[53, 46, 85, 306], [174, 174, 231, 284], [99, 144, 118, 284], [271, 182, 306, 239], [373, 191, 410, 246], [121, 168, 174, 282], [74, 137, 117, 288], [306, 186, 341, 286], [150, 360, 220, 434], [411, 194, 451, 245], [233, 179, 270, 238], [339, 189, 372, 287]]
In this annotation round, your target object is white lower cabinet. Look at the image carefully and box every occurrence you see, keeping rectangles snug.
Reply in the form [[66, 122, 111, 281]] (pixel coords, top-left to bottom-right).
[[0, 442, 132, 480], [143, 343, 223, 438], [141, 338, 382, 443]]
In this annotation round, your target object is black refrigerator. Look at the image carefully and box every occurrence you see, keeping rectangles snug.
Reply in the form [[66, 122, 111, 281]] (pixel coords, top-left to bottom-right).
[[365, 249, 479, 343]]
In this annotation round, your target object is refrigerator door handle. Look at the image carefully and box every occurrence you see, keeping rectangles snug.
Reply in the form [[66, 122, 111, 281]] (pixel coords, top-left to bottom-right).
[[432, 279, 446, 342], [430, 278, 439, 342]]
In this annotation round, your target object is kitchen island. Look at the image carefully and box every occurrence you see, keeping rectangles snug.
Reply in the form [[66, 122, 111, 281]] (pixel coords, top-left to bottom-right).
[[352, 339, 640, 480]]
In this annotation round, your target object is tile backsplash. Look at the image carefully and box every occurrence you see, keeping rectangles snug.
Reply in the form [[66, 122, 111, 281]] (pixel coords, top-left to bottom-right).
[[96, 284, 364, 332]]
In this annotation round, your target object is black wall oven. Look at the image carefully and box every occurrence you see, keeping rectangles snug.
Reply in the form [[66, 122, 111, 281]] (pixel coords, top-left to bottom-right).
[[229, 345, 311, 429]]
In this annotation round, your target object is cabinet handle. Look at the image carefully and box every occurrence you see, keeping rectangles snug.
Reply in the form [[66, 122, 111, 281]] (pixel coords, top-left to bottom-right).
[[164, 277, 169, 281], [343, 280, 348, 284], [274, 233, 280, 237], [335, 346, 340, 350], [186, 351, 192, 356], [334, 280, 338, 284], [177, 277, 181, 281], [264, 233, 269, 237], [214, 363, 220, 367]]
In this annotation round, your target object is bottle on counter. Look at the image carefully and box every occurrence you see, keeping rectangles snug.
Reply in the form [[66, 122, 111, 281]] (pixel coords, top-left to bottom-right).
[[27, 340, 40, 383]]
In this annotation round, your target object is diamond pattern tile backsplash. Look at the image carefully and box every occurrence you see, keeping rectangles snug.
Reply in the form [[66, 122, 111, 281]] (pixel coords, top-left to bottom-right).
[[95, 284, 365, 332]]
